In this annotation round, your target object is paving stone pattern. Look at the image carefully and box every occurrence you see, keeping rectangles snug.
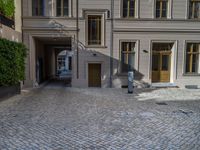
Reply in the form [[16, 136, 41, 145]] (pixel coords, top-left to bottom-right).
[[0, 85, 200, 150]]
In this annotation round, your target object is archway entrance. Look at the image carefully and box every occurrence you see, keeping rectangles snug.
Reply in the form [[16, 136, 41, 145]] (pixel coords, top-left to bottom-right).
[[34, 36, 73, 87]]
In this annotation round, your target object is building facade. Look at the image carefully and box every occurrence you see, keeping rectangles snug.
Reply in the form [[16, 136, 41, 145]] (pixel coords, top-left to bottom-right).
[[22, 0, 200, 88]]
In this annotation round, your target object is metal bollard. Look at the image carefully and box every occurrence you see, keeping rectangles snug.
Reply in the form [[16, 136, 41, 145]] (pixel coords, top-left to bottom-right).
[[128, 71, 134, 94]]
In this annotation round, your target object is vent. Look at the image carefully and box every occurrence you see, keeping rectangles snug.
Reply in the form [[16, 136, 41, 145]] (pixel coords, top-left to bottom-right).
[[185, 85, 198, 89], [156, 102, 168, 105]]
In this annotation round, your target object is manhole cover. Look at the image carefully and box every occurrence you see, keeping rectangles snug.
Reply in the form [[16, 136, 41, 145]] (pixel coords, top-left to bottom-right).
[[156, 102, 168, 105]]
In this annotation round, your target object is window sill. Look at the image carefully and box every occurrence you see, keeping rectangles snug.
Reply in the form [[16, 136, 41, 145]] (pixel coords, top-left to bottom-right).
[[183, 73, 200, 76], [25, 16, 75, 19], [85, 45, 107, 49], [121, 17, 138, 20], [55, 16, 71, 18], [188, 18, 200, 20], [154, 18, 171, 20]]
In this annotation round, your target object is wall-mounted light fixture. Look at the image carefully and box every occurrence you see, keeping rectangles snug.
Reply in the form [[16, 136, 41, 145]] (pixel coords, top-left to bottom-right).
[[143, 50, 148, 53]]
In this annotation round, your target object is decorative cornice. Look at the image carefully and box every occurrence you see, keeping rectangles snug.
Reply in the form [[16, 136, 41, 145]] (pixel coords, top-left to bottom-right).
[[22, 27, 78, 31], [114, 18, 200, 22], [22, 16, 77, 20], [113, 28, 200, 33], [22, 16, 200, 23]]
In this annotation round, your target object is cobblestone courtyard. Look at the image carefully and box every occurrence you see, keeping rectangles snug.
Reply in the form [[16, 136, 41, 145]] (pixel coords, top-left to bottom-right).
[[0, 83, 200, 150]]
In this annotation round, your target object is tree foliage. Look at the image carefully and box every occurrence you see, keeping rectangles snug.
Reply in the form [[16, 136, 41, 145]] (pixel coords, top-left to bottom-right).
[[0, 0, 15, 18], [0, 38, 28, 86]]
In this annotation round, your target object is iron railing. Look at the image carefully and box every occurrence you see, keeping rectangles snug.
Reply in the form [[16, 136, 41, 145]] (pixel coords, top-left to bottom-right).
[[0, 13, 15, 29]]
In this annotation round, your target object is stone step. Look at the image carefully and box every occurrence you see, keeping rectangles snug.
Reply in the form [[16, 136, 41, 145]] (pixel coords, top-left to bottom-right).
[[151, 83, 179, 88]]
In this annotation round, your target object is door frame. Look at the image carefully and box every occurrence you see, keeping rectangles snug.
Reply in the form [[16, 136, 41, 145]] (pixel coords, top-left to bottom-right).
[[87, 62, 102, 87], [152, 51, 172, 83], [150, 40, 178, 83]]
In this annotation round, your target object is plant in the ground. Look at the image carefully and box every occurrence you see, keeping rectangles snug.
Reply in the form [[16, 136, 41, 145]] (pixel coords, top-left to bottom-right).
[[0, 38, 28, 86], [0, 0, 15, 18]]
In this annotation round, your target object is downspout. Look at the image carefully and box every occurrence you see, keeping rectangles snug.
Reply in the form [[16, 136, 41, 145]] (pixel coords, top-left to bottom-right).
[[110, 0, 114, 88], [21, 0, 24, 43], [76, 0, 79, 79], [21, 0, 25, 85]]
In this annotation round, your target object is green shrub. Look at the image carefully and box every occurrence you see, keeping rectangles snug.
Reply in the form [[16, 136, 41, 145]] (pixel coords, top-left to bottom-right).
[[0, 0, 15, 18], [0, 38, 28, 86]]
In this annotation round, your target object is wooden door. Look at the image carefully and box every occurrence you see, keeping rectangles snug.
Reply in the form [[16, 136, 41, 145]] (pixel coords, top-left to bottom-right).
[[88, 64, 101, 87], [160, 53, 171, 82], [152, 51, 171, 83], [152, 53, 160, 82]]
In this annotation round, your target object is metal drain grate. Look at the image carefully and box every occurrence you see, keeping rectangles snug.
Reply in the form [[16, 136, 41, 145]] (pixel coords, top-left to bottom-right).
[[156, 102, 168, 105], [173, 109, 193, 116]]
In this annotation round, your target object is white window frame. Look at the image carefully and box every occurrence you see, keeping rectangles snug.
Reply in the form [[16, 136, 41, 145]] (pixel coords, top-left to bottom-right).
[[153, 0, 172, 19], [119, 40, 139, 74], [85, 12, 105, 47], [184, 41, 200, 75], [32, 0, 45, 16], [187, 0, 200, 19], [121, 0, 139, 18], [55, 0, 71, 17]]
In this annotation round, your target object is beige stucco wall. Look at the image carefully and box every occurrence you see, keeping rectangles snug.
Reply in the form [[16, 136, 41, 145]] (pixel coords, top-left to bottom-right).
[[14, 0, 22, 33], [0, 0, 22, 41], [0, 25, 22, 42], [22, 0, 200, 88]]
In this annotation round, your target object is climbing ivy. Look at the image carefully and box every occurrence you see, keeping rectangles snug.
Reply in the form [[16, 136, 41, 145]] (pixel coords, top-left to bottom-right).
[[0, 0, 15, 18], [0, 38, 28, 86]]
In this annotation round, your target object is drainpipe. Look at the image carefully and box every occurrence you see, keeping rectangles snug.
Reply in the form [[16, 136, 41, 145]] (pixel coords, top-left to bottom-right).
[[76, 0, 79, 79], [110, 0, 114, 88], [21, 0, 24, 43], [21, 0, 25, 86]]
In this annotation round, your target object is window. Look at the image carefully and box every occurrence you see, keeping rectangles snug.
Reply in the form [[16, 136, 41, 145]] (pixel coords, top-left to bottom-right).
[[121, 42, 135, 72], [32, 0, 44, 16], [88, 15, 102, 45], [189, 0, 200, 19], [185, 43, 200, 74], [156, 0, 168, 18], [56, 0, 69, 16], [123, 0, 136, 18]]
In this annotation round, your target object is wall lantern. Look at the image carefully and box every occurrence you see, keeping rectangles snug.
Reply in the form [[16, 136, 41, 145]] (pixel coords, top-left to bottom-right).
[[143, 50, 148, 53]]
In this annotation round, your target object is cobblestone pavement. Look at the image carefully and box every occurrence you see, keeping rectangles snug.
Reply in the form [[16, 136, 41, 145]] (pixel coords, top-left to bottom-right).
[[0, 83, 200, 150]]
